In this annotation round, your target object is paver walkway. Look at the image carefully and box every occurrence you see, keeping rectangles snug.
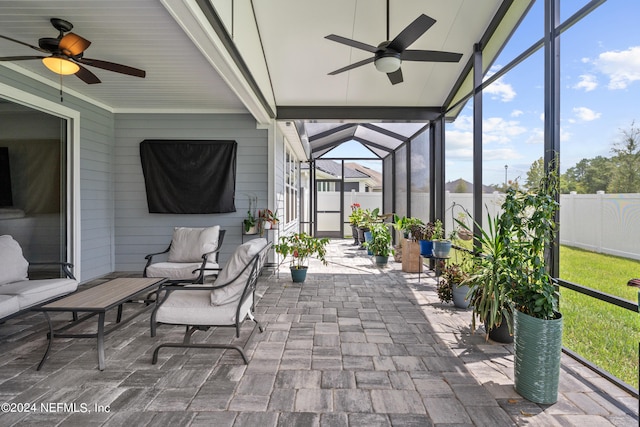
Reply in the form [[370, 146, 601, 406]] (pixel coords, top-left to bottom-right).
[[0, 239, 637, 426]]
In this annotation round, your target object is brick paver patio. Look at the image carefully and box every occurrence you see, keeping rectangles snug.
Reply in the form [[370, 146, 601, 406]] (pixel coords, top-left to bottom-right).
[[0, 239, 637, 426]]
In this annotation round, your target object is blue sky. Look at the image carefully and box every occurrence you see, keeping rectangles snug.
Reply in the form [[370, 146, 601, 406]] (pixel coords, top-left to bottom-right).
[[447, 0, 640, 186], [328, 2, 640, 188]]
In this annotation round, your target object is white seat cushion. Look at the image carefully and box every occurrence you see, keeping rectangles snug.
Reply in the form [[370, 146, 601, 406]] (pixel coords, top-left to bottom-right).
[[0, 278, 78, 310], [146, 261, 219, 281], [0, 235, 29, 285], [0, 294, 20, 319], [156, 289, 253, 326], [168, 226, 220, 262], [210, 238, 267, 306]]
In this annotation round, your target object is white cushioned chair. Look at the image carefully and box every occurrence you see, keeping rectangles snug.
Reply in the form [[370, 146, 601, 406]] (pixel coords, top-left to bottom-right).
[[143, 226, 225, 284], [150, 238, 270, 364], [0, 235, 77, 321]]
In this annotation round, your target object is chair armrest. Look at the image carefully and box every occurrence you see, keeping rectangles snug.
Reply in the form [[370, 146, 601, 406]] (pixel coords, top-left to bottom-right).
[[29, 262, 76, 280], [143, 244, 172, 277]]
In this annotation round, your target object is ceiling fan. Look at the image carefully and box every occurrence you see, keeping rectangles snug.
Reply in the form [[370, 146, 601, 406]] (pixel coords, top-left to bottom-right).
[[0, 18, 145, 84], [325, 1, 462, 85]]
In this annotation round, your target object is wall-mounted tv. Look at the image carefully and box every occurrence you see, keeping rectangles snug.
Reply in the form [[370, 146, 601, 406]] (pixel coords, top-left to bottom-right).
[[0, 147, 12, 207]]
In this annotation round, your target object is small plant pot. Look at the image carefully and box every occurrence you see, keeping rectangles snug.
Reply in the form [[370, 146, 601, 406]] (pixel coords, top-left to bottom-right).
[[243, 224, 258, 235], [263, 221, 272, 230], [452, 284, 470, 309], [290, 267, 308, 283], [433, 240, 452, 258], [419, 240, 433, 257], [374, 255, 388, 266], [364, 231, 373, 255], [358, 227, 368, 249]]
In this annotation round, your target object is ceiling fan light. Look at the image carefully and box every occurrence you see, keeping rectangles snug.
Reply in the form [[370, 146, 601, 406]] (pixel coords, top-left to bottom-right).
[[42, 56, 79, 75], [374, 56, 401, 73]]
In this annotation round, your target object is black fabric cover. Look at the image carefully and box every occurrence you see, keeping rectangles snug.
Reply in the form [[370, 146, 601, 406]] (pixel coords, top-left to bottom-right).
[[140, 140, 237, 214]]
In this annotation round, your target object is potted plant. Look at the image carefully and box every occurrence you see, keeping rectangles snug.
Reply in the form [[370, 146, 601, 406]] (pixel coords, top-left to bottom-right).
[[409, 221, 435, 257], [500, 172, 562, 404], [364, 222, 394, 266], [359, 208, 381, 253], [243, 211, 257, 234], [274, 232, 330, 283], [432, 219, 453, 258], [243, 194, 258, 234], [349, 204, 363, 245], [437, 245, 473, 308], [459, 212, 514, 343], [259, 209, 279, 230]]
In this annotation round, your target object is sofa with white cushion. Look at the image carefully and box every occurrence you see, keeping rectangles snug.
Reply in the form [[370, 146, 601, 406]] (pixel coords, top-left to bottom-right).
[[0, 235, 78, 321]]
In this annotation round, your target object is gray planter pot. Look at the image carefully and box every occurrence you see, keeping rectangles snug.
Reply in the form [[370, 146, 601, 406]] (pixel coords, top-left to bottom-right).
[[374, 255, 388, 266], [514, 309, 563, 404], [433, 240, 452, 258], [452, 284, 470, 309]]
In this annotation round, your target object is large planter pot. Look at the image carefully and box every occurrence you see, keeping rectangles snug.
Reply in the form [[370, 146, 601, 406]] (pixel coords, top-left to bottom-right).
[[433, 240, 452, 258], [452, 284, 470, 309], [351, 225, 360, 246], [374, 255, 388, 266], [514, 310, 563, 404], [419, 240, 433, 257], [290, 267, 308, 283], [486, 313, 513, 343]]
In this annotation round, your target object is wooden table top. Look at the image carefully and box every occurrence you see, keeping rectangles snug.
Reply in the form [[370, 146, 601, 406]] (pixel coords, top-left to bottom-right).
[[41, 277, 165, 311]]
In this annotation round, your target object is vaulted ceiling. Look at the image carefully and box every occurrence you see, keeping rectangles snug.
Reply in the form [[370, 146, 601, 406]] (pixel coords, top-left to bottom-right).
[[0, 0, 532, 154]]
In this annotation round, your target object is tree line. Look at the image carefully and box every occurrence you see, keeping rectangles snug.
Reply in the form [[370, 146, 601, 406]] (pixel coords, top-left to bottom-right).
[[518, 122, 639, 194]]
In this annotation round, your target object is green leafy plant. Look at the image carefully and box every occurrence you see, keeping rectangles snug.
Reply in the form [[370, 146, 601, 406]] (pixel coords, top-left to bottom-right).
[[432, 219, 444, 240], [458, 211, 513, 333], [274, 232, 330, 269], [407, 221, 434, 241], [364, 222, 394, 257], [437, 248, 473, 303], [349, 206, 364, 226], [501, 172, 560, 320], [243, 211, 257, 232]]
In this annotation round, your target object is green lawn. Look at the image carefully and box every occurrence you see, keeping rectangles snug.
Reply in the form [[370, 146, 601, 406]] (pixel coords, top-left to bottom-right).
[[559, 245, 640, 389]]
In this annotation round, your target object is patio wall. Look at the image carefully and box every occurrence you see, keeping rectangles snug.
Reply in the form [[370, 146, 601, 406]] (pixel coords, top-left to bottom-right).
[[113, 113, 269, 272]]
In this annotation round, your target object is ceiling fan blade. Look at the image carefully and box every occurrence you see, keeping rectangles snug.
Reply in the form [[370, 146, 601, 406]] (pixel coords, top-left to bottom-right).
[[59, 32, 91, 56], [0, 34, 49, 53], [75, 57, 145, 78], [387, 14, 436, 52], [325, 35, 378, 53], [74, 64, 101, 84], [402, 50, 463, 63], [328, 57, 375, 75], [0, 55, 45, 61], [387, 68, 403, 85]]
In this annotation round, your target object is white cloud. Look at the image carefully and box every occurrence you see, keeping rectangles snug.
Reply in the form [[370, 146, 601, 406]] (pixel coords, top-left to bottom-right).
[[483, 147, 523, 161], [594, 46, 640, 89], [573, 74, 598, 91], [511, 110, 523, 117], [484, 78, 516, 102], [573, 106, 601, 121], [483, 117, 527, 144]]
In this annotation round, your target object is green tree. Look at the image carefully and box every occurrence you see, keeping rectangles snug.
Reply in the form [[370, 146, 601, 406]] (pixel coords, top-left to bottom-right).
[[562, 156, 614, 194], [608, 122, 640, 193], [525, 157, 544, 190]]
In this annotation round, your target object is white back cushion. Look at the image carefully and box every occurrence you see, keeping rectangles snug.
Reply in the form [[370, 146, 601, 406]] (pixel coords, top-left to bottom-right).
[[168, 226, 220, 262], [0, 235, 29, 285], [210, 238, 267, 306]]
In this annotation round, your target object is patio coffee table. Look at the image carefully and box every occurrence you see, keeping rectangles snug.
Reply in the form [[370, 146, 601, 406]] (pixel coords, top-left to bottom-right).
[[36, 277, 167, 371]]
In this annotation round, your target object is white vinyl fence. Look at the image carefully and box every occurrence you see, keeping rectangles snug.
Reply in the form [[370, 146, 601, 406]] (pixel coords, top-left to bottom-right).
[[445, 192, 640, 262]]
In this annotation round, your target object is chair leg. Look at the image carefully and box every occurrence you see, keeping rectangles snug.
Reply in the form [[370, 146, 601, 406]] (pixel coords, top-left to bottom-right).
[[152, 343, 249, 365]]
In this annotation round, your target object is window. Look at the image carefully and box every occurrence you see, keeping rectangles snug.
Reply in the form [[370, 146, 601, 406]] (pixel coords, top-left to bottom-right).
[[285, 145, 299, 224]]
